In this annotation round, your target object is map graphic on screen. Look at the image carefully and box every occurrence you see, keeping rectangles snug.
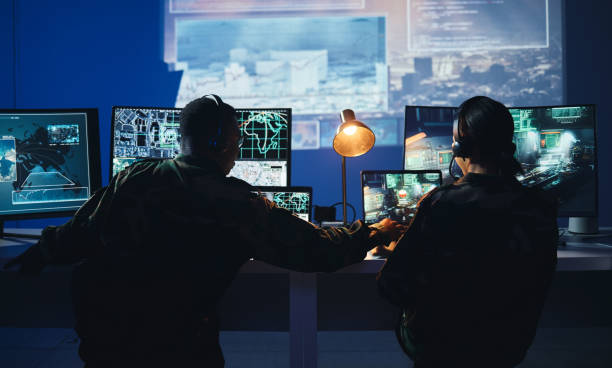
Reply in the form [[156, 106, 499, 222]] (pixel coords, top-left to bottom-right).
[[229, 108, 291, 186], [257, 187, 312, 221], [112, 107, 291, 187], [0, 112, 95, 216]]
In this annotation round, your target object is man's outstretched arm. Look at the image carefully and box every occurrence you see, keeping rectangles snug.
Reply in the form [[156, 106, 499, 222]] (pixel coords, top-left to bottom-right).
[[246, 196, 404, 273], [3, 175, 119, 274]]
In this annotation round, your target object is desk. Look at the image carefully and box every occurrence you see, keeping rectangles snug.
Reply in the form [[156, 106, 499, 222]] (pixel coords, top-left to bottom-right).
[[2, 230, 612, 368]]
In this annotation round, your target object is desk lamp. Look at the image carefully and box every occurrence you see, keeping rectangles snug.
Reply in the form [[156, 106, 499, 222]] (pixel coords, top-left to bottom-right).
[[333, 109, 375, 224]]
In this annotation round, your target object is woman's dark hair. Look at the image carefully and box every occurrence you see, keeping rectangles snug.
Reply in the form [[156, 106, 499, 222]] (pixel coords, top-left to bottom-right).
[[457, 96, 523, 176]]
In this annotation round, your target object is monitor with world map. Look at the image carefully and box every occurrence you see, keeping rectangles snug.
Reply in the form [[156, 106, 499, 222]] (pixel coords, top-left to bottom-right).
[[111, 106, 291, 187], [256, 186, 311, 221], [0, 108, 101, 220], [230, 108, 291, 186]]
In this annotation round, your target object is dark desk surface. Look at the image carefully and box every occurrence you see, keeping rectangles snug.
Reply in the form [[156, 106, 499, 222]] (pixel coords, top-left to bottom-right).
[[2, 228, 612, 272]]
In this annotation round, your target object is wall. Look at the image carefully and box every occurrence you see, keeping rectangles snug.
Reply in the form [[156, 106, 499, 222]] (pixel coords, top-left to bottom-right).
[[564, 1, 612, 224], [3, 0, 612, 228]]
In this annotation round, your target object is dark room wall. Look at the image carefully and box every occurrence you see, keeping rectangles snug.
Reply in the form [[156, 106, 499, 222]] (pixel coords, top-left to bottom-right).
[[0, 0, 15, 109], [4, 0, 612, 228], [565, 1, 612, 225]]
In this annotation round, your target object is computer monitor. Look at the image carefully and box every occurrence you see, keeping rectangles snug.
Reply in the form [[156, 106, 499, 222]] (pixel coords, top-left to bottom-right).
[[0, 109, 101, 222], [361, 170, 442, 224], [111, 106, 182, 178], [404, 106, 460, 183], [230, 108, 291, 186], [509, 105, 598, 220], [256, 186, 312, 221], [111, 106, 291, 187]]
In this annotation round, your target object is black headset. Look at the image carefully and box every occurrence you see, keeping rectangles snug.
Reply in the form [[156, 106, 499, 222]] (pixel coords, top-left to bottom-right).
[[449, 117, 470, 180], [449, 116, 517, 179], [201, 94, 226, 151], [451, 117, 471, 159]]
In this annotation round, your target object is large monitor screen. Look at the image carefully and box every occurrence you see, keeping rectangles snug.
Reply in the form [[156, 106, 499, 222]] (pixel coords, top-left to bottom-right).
[[229, 108, 291, 186], [0, 109, 101, 219], [111, 107, 181, 177], [111, 106, 291, 186], [510, 105, 598, 217], [256, 186, 312, 221], [164, 0, 563, 150], [361, 170, 442, 224], [403, 106, 459, 183]]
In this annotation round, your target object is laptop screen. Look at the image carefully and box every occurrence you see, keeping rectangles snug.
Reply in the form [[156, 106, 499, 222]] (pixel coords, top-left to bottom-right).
[[361, 170, 442, 224], [256, 186, 312, 222]]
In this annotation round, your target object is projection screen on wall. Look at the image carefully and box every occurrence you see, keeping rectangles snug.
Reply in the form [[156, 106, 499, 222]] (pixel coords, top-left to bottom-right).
[[164, 0, 563, 149]]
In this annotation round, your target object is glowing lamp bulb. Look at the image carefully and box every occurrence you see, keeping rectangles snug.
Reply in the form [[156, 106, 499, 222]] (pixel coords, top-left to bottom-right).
[[398, 189, 408, 199], [343, 125, 357, 135]]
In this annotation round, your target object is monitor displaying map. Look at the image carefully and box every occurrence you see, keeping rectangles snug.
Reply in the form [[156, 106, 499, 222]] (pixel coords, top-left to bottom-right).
[[361, 170, 442, 224], [229, 108, 291, 186], [256, 186, 311, 221], [0, 109, 101, 219], [111, 106, 291, 186], [111, 107, 182, 177]]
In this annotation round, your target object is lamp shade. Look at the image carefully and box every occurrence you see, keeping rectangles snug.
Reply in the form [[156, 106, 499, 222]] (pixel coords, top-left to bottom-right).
[[333, 109, 375, 157]]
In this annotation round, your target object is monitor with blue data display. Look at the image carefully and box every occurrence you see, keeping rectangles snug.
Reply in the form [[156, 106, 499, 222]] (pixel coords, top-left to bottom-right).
[[256, 186, 311, 221], [0, 109, 101, 220]]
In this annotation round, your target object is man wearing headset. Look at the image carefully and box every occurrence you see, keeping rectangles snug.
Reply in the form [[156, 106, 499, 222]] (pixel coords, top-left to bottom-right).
[[377, 96, 558, 368], [4, 95, 404, 367]]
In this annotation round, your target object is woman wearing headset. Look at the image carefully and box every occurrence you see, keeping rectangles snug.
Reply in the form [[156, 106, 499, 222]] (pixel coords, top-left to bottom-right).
[[378, 96, 558, 368]]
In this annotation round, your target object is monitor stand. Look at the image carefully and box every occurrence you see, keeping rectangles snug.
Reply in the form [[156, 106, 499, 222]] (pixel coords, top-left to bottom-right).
[[566, 217, 612, 239], [0, 221, 42, 240]]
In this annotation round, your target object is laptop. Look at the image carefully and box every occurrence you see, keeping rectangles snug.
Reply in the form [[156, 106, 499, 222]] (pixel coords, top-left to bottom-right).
[[361, 170, 443, 224], [255, 186, 313, 222]]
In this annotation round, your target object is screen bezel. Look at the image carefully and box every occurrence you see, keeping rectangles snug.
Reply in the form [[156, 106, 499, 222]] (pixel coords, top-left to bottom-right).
[[360, 169, 443, 223], [235, 108, 292, 186], [110, 105, 182, 181], [508, 104, 599, 218], [255, 185, 312, 221], [0, 108, 101, 221]]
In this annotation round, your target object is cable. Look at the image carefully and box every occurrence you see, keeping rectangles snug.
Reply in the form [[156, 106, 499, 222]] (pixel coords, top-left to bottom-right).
[[330, 202, 357, 223]]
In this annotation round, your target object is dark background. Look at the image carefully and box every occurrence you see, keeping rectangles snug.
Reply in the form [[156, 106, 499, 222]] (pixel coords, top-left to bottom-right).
[[0, 0, 610, 228]]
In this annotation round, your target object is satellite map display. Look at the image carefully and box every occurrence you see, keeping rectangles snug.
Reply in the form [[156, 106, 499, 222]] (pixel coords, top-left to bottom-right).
[[362, 171, 442, 224], [259, 189, 311, 221], [229, 108, 291, 186], [0, 112, 91, 215], [112, 107, 181, 176]]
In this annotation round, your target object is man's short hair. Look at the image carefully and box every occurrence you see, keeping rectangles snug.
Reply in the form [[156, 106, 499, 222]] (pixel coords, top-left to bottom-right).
[[180, 95, 237, 151]]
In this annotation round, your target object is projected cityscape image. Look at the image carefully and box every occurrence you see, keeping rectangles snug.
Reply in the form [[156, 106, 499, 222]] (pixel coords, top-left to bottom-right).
[[165, 0, 563, 149], [174, 16, 387, 114]]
